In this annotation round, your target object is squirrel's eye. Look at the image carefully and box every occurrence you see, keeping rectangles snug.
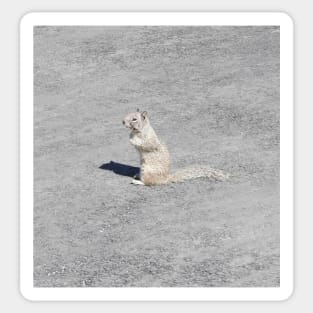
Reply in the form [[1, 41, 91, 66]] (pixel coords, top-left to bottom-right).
[[132, 118, 137, 122]]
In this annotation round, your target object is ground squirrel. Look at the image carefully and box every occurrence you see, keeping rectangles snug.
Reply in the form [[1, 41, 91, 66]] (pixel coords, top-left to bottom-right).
[[122, 110, 229, 186]]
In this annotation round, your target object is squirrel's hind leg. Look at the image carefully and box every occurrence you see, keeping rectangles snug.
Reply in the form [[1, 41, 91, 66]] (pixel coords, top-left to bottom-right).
[[131, 179, 145, 185]]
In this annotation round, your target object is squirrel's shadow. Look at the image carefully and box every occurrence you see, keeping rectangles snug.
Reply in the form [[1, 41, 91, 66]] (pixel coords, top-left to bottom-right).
[[99, 161, 139, 178]]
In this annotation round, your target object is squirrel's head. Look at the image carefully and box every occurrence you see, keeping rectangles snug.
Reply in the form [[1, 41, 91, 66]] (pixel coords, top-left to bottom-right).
[[122, 110, 149, 132]]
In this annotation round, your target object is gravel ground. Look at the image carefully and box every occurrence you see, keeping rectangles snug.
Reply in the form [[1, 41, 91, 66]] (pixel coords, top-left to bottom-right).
[[33, 26, 280, 287]]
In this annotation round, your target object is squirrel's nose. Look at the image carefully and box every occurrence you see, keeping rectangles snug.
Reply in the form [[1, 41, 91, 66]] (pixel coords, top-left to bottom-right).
[[122, 120, 125, 125]]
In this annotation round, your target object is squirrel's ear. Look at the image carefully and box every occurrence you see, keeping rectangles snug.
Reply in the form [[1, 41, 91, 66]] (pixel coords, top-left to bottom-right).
[[141, 111, 148, 119]]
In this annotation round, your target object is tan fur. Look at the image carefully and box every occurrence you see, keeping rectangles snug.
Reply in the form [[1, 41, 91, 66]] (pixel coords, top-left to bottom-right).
[[123, 111, 229, 186]]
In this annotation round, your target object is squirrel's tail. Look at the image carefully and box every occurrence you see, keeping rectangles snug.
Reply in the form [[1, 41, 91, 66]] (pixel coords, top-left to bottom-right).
[[167, 166, 229, 183]]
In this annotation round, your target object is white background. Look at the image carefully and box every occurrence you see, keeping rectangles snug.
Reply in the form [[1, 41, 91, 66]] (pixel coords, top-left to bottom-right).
[[0, 0, 311, 311]]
